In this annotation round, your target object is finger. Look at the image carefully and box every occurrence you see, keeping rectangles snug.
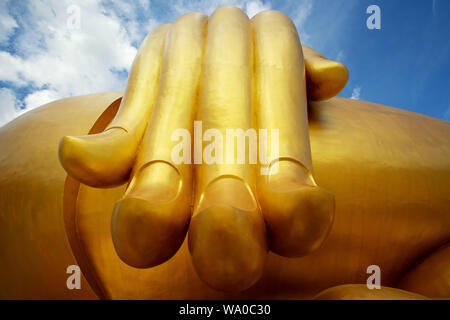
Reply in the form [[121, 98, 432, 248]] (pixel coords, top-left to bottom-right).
[[111, 12, 207, 268], [188, 6, 268, 292], [252, 10, 334, 257], [302, 45, 349, 101], [58, 24, 170, 187]]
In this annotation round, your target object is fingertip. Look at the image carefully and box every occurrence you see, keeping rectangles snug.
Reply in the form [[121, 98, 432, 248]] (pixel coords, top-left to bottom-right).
[[112, 196, 189, 268], [258, 160, 335, 257], [188, 204, 268, 292], [111, 162, 189, 268], [58, 129, 133, 187], [260, 183, 335, 257], [58, 134, 89, 179], [306, 59, 349, 101]]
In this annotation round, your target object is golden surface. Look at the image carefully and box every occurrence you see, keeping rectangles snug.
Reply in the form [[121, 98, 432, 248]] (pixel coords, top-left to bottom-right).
[[59, 7, 344, 293], [252, 10, 334, 257], [302, 46, 349, 101], [188, 7, 267, 292], [0, 92, 122, 299], [314, 285, 429, 300], [0, 7, 449, 299], [59, 24, 169, 187], [112, 12, 207, 269], [0, 93, 448, 299], [397, 245, 450, 298]]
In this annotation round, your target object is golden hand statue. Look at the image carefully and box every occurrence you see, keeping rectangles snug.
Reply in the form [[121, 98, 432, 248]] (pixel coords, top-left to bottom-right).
[[58, 7, 348, 292], [1, 6, 448, 300]]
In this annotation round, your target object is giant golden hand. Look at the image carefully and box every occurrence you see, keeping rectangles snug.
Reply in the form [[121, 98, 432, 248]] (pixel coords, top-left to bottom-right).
[[59, 7, 348, 292]]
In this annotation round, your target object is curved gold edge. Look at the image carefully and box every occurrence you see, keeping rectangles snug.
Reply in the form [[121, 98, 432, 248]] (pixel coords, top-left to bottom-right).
[[62, 97, 122, 300], [313, 284, 430, 300], [395, 243, 450, 298]]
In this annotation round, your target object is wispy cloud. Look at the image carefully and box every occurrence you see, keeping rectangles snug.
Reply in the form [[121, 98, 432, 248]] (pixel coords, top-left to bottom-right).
[[350, 86, 361, 100], [291, 0, 313, 42], [0, 1, 18, 43], [245, 0, 271, 18], [444, 106, 450, 122], [0, 0, 149, 126], [170, 0, 271, 17], [0, 88, 23, 126], [335, 50, 345, 63]]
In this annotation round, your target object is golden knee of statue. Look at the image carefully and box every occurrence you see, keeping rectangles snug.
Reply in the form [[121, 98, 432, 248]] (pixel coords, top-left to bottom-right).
[[0, 7, 448, 300]]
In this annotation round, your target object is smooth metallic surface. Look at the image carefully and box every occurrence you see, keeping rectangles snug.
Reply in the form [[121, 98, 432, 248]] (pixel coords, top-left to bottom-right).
[[397, 245, 450, 298], [188, 6, 268, 292], [314, 284, 429, 300], [58, 24, 169, 187], [0, 92, 122, 299], [302, 45, 349, 101], [112, 12, 207, 269], [0, 7, 449, 299], [0, 93, 449, 299], [252, 10, 334, 257], [57, 6, 348, 289]]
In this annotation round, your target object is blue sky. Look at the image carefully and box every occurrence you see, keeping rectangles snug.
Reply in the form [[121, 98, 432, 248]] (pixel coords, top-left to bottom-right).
[[0, 0, 449, 126]]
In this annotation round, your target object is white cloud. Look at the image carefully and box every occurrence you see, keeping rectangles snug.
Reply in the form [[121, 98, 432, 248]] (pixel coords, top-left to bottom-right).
[[0, 0, 149, 120], [0, 2, 18, 43], [292, 0, 313, 42], [24, 89, 61, 110], [350, 86, 361, 100], [246, 1, 271, 18], [139, 0, 151, 11], [173, 0, 237, 16], [171, 0, 271, 18], [0, 88, 22, 127]]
